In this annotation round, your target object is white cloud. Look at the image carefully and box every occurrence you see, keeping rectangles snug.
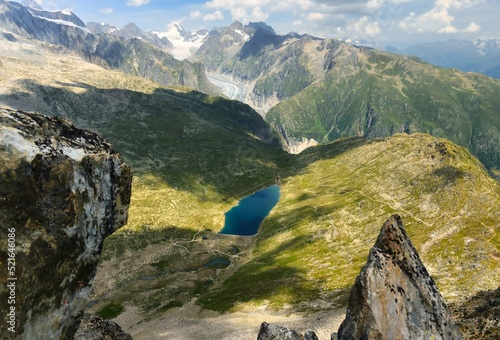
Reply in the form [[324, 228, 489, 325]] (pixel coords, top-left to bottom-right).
[[464, 21, 480, 33], [99, 8, 113, 14], [126, 0, 150, 7], [204, 10, 224, 21], [398, 0, 483, 34], [191, 0, 491, 43], [205, 0, 273, 22], [437, 25, 457, 33], [230, 7, 248, 21], [354, 15, 381, 36], [190, 11, 202, 19], [399, 7, 454, 33], [206, 0, 272, 8], [251, 6, 270, 21], [308, 12, 328, 21]]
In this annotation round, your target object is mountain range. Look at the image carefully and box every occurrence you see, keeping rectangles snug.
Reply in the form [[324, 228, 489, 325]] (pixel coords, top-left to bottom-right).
[[190, 21, 500, 179], [401, 39, 500, 79], [86, 21, 173, 51], [0, 0, 218, 95], [1, 1, 499, 339]]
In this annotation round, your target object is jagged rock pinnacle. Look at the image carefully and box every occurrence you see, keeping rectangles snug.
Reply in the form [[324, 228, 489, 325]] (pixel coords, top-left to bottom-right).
[[337, 214, 462, 339]]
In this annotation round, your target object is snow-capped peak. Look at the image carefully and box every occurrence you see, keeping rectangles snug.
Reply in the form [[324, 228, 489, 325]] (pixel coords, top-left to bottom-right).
[[155, 23, 208, 60], [157, 22, 187, 41]]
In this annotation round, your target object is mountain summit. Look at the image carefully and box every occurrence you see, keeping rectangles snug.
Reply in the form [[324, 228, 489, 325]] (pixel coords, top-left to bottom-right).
[[153, 22, 208, 60]]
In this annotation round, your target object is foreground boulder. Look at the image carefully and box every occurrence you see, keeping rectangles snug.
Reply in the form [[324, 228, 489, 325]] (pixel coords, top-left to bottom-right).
[[257, 322, 318, 340], [337, 214, 462, 339], [74, 314, 133, 340], [449, 287, 500, 340], [0, 109, 131, 338]]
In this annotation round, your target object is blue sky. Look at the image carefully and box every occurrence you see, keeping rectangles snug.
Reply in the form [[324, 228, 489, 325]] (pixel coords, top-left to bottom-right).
[[30, 0, 500, 47]]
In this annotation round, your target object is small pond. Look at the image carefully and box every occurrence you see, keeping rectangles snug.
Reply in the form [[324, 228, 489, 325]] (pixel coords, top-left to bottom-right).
[[219, 185, 281, 236]]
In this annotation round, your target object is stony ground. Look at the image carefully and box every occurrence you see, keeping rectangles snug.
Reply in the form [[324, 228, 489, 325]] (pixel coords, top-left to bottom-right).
[[449, 287, 500, 340], [114, 300, 346, 340]]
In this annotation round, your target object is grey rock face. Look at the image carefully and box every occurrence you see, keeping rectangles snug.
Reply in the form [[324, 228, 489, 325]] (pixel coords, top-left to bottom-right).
[[337, 214, 462, 340], [304, 329, 319, 340], [257, 322, 302, 340], [75, 314, 133, 340], [257, 322, 319, 340], [0, 109, 131, 339]]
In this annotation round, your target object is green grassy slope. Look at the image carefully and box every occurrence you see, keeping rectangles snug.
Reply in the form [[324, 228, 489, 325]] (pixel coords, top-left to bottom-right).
[[199, 134, 500, 311], [0, 47, 287, 198]]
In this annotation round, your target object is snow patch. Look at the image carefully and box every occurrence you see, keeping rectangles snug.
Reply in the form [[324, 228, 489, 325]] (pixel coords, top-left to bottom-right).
[[234, 29, 250, 41], [156, 23, 208, 60], [31, 14, 92, 34]]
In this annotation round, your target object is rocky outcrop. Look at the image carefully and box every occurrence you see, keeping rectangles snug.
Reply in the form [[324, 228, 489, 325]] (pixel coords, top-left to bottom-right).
[[449, 287, 500, 340], [337, 214, 462, 339], [257, 322, 319, 340], [0, 109, 131, 339], [74, 314, 133, 340]]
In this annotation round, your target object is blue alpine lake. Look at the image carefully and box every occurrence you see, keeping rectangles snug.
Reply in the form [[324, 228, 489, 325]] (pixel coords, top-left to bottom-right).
[[219, 185, 281, 236]]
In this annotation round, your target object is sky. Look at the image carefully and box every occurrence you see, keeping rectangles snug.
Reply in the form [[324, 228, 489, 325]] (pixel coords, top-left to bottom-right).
[[29, 0, 500, 48]]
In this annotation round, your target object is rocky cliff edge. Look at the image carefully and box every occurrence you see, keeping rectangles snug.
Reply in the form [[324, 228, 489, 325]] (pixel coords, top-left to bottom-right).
[[0, 108, 132, 339]]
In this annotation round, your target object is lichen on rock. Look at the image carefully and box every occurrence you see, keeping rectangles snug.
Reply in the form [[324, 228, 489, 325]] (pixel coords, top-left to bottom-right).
[[337, 214, 462, 340], [74, 314, 133, 340], [0, 108, 132, 339]]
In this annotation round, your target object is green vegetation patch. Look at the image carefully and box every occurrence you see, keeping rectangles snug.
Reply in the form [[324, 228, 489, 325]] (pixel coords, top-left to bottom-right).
[[198, 134, 500, 312], [96, 302, 125, 319]]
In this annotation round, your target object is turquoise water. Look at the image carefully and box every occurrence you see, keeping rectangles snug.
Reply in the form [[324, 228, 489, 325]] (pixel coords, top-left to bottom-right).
[[219, 185, 281, 236]]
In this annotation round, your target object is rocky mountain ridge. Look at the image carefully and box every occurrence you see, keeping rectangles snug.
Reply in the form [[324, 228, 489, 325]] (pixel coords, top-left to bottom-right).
[[0, 0, 219, 95], [87, 21, 173, 51], [259, 215, 463, 339], [152, 22, 209, 60], [194, 21, 500, 177]]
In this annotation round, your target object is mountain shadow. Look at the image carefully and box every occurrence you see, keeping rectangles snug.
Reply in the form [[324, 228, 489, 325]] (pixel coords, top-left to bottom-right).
[[0, 80, 291, 198]]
